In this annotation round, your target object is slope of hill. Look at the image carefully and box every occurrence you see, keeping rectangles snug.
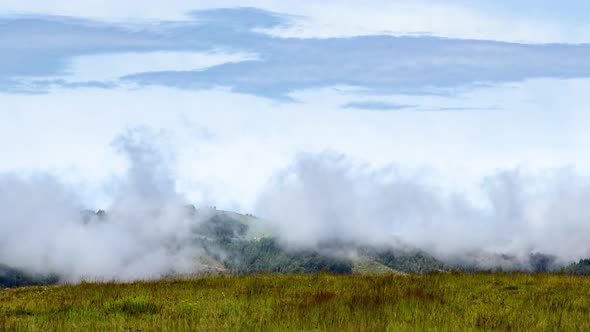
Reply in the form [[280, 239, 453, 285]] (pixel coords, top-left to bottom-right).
[[1, 208, 583, 287], [197, 209, 447, 275], [351, 256, 399, 275]]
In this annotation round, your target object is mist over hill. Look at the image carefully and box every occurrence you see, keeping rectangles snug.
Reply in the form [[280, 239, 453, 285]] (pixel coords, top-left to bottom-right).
[[3, 206, 588, 288], [1, 129, 590, 288]]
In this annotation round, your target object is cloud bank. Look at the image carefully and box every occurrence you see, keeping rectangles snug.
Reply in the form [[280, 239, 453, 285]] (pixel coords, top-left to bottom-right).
[[256, 152, 590, 268], [0, 129, 212, 282], [2, 131, 590, 280]]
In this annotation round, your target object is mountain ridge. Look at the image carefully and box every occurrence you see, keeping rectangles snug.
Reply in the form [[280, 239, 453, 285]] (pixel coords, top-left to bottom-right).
[[1, 208, 588, 288]]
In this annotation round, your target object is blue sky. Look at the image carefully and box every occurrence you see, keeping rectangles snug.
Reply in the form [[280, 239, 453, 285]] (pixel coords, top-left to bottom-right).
[[2, 1, 590, 211]]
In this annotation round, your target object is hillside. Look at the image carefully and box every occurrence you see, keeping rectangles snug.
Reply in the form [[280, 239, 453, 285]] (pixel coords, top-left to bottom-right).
[[184, 208, 450, 276], [0, 208, 585, 288]]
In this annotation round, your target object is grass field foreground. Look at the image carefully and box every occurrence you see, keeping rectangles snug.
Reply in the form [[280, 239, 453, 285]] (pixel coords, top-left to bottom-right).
[[1, 273, 590, 331]]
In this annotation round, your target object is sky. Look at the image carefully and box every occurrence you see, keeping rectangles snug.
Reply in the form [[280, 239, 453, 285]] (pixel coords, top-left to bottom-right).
[[2, 0, 590, 214]]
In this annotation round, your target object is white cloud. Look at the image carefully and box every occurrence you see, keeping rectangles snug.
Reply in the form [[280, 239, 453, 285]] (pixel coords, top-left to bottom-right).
[[256, 151, 590, 265], [255, 1, 579, 43], [1, 78, 590, 211]]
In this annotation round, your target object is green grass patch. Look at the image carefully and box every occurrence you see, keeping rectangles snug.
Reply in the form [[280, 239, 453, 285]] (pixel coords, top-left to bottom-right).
[[1, 273, 590, 331], [103, 296, 161, 315]]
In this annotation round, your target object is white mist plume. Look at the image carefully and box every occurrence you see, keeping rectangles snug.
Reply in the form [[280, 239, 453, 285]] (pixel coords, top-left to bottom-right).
[[256, 152, 590, 268], [2, 130, 590, 278], [0, 128, 210, 282]]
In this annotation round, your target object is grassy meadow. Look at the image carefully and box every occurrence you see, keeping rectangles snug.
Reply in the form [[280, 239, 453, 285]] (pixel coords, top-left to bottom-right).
[[1, 273, 590, 331]]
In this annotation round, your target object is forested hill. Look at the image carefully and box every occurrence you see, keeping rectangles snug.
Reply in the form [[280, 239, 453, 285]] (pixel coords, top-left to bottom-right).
[[563, 259, 590, 275], [1, 209, 587, 288], [0, 264, 58, 288]]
